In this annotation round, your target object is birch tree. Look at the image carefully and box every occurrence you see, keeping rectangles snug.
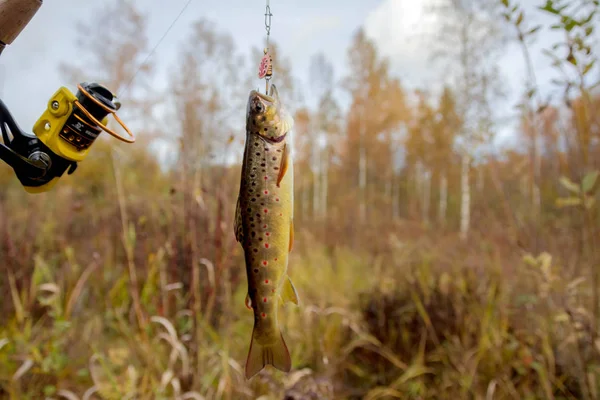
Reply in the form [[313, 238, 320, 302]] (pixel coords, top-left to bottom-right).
[[59, 0, 156, 136], [291, 108, 312, 222], [406, 90, 436, 223], [168, 19, 244, 317], [57, 0, 159, 329], [343, 29, 382, 223], [435, 87, 461, 225], [308, 53, 342, 220], [428, 0, 507, 240], [343, 29, 408, 223], [308, 53, 331, 219]]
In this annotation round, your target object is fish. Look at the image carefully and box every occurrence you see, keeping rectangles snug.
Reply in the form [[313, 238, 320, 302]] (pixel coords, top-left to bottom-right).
[[234, 84, 299, 380]]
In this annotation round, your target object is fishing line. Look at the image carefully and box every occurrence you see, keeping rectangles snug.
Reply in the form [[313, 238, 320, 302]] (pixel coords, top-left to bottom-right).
[[118, 0, 194, 99], [265, 0, 272, 50]]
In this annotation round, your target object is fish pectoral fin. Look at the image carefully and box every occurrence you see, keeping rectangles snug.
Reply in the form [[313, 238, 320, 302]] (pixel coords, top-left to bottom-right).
[[276, 144, 289, 188], [245, 293, 252, 310], [245, 327, 291, 379], [234, 196, 244, 243], [280, 275, 299, 306], [289, 219, 294, 253]]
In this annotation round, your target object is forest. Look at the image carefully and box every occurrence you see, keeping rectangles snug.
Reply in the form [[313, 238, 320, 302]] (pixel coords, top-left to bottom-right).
[[1, 0, 600, 398]]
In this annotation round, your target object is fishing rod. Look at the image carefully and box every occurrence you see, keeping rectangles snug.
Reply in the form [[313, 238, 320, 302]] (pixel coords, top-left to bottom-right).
[[0, 0, 135, 193]]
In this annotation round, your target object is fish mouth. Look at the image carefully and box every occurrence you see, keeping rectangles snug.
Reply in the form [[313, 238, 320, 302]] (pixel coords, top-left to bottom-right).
[[249, 84, 279, 104], [253, 91, 275, 103]]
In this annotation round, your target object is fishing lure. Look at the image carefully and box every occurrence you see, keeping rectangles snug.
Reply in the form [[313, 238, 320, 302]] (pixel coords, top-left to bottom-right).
[[258, 49, 272, 80]]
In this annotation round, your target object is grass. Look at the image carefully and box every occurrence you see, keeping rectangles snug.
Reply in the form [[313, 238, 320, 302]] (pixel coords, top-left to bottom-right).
[[2, 207, 599, 399]]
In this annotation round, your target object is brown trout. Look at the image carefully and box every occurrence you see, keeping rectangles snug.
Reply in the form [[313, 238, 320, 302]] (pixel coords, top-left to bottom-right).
[[234, 84, 299, 379]]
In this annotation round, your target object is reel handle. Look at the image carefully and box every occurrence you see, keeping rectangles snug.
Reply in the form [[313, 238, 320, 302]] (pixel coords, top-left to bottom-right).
[[0, 0, 43, 54], [0, 143, 46, 177], [0, 97, 48, 177]]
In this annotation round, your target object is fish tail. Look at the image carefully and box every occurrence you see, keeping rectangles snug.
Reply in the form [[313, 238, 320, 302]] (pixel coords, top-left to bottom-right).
[[245, 324, 291, 379]]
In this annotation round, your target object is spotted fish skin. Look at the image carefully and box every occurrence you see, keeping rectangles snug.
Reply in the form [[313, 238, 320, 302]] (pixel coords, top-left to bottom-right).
[[235, 84, 298, 380]]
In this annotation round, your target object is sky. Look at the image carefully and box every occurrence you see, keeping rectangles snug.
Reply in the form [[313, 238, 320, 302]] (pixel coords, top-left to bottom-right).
[[364, 0, 579, 150], [0, 0, 592, 165]]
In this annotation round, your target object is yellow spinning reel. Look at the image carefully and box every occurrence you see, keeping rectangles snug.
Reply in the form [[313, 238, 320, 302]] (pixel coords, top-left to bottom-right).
[[0, 82, 135, 193], [0, 0, 135, 193]]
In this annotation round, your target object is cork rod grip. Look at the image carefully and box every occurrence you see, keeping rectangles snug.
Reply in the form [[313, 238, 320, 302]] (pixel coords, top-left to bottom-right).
[[0, 0, 42, 45]]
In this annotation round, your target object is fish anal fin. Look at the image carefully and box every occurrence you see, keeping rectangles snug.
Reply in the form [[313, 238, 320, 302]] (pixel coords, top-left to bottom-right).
[[281, 275, 299, 306], [276, 144, 289, 188], [245, 293, 252, 310], [245, 326, 291, 379]]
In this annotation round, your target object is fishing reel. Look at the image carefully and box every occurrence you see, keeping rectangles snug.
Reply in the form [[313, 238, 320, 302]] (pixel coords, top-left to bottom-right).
[[0, 82, 135, 193]]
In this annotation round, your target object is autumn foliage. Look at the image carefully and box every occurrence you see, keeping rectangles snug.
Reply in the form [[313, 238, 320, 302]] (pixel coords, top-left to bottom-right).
[[0, 0, 600, 399]]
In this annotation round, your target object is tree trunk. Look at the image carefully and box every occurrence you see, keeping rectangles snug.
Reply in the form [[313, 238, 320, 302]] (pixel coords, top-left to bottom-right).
[[359, 139, 367, 223], [312, 137, 320, 219], [302, 170, 309, 221], [385, 177, 392, 209], [460, 154, 470, 240], [321, 143, 329, 219], [423, 169, 431, 224], [439, 173, 447, 225], [520, 175, 528, 209], [392, 174, 400, 219], [414, 162, 423, 221]]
